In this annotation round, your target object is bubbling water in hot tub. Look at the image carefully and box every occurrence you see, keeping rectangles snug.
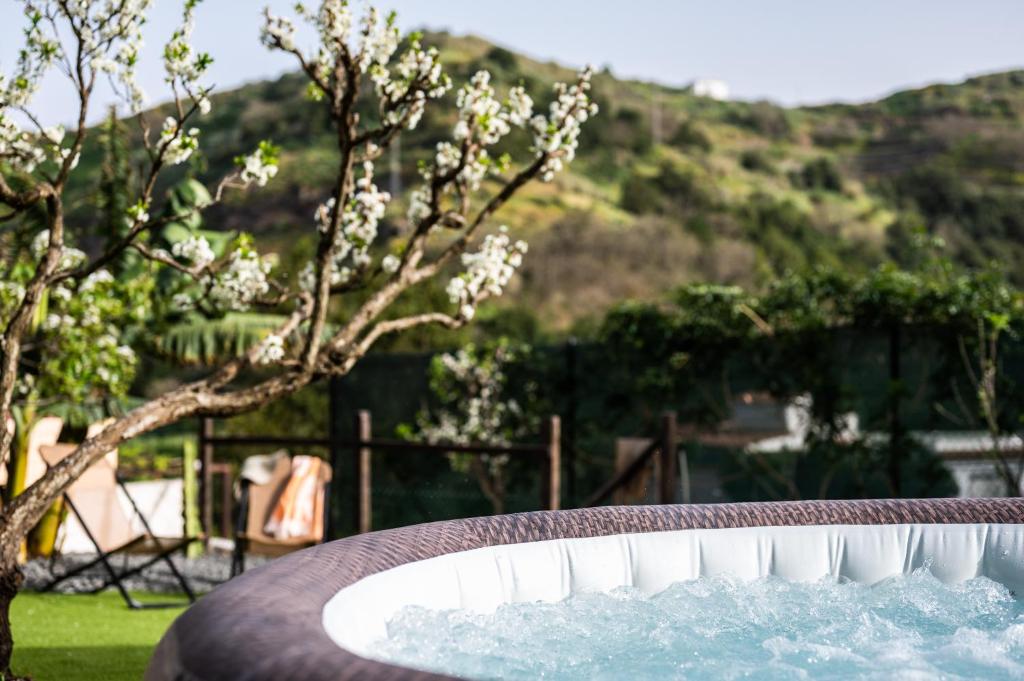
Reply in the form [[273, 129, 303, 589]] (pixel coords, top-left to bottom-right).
[[374, 568, 1024, 680]]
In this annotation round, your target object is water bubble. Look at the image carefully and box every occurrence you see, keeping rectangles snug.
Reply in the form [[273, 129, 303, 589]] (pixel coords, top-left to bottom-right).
[[374, 572, 1024, 680]]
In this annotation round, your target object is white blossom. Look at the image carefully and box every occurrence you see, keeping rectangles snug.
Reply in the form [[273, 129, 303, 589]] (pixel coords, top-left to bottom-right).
[[506, 86, 534, 127], [455, 71, 510, 145], [446, 227, 528, 319], [406, 186, 431, 227], [374, 38, 450, 130], [314, 161, 391, 286], [171, 235, 215, 268], [237, 141, 280, 187], [254, 334, 285, 365], [532, 65, 599, 182], [30, 230, 85, 271], [298, 262, 317, 292], [0, 114, 46, 173], [116, 345, 137, 362], [381, 254, 400, 274], [416, 342, 534, 485], [160, 117, 200, 165], [207, 248, 272, 311], [356, 7, 399, 73], [0, 117, 71, 173], [434, 142, 461, 176], [261, 10, 297, 51], [163, 0, 213, 115], [81, 270, 114, 292], [261, 3, 449, 129], [126, 201, 150, 227]]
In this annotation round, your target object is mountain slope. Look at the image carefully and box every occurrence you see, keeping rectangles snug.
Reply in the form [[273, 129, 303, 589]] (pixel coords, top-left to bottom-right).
[[66, 34, 1024, 333]]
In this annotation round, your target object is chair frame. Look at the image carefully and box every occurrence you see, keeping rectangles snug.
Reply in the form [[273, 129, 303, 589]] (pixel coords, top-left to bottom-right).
[[41, 472, 199, 609], [229, 471, 332, 578]]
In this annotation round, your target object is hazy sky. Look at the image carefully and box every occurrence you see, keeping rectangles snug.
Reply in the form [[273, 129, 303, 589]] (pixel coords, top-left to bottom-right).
[[2, 0, 1023, 126]]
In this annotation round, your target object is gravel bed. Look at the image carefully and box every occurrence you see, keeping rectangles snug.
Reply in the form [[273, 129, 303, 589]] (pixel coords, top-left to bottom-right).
[[23, 551, 269, 595]]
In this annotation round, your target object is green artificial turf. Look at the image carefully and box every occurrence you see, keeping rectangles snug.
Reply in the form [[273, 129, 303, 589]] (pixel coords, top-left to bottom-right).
[[10, 591, 188, 681]]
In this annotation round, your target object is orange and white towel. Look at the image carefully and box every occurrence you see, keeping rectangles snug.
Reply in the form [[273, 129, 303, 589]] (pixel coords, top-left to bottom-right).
[[264, 455, 325, 541]]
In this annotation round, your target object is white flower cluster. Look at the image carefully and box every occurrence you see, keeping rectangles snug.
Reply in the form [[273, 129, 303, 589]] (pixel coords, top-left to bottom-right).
[[160, 117, 200, 165], [207, 248, 272, 311], [406, 186, 431, 228], [0, 115, 45, 173], [171, 235, 215, 269], [31, 230, 86, 271], [164, 0, 213, 114], [263, 2, 449, 127], [253, 334, 285, 365], [446, 227, 527, 320], [80, 269, 115, 291], [60, 0, 152, 112], [308, 0, 354, 56], [355, 7, 399, 73], [1, 2, 150, 171], [433, 142, 461, 176], [506, 86, 534, 127], [22, 249, 144, 401], [125, 200, 150, 227], [0, 114, 76, 173], [531, 66, 599, 181], [307, 161, 391, 288], [381, 254, 401, 274], [2, 9, 60, 108], [403, 71, 536, 215], [455, 71, 513, 145], [417, 343, 531, 480], [260, 9, 297, 51], [374, 37, 450, 130], [237, 141, 280, 187]]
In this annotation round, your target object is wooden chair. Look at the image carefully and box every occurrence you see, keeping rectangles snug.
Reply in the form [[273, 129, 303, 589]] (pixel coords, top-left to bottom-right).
[[38, 441, 199, 609], [230, 455, 332, 577]]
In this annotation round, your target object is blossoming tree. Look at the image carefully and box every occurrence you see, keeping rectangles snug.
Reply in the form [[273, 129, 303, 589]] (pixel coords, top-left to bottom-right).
[[0, 0, 596, 673], [412, 340, 537, 515]]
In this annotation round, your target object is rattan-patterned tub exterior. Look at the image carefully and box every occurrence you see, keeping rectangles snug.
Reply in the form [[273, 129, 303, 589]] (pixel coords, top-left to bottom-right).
[[146, 498, 1024, 681]]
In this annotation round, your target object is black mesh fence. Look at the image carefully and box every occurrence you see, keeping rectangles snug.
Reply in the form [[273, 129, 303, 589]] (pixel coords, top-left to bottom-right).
[[323, 327, 1024, 537]]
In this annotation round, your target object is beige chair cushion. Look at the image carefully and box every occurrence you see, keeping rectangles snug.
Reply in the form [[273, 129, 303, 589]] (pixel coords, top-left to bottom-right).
[[24, 416, 63, 489], [40, 442, 135, 553]]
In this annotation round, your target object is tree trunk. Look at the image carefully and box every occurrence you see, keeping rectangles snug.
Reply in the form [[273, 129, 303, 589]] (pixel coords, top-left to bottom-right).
[[0, 561, 24, 680], [469, 456, 505, 515]]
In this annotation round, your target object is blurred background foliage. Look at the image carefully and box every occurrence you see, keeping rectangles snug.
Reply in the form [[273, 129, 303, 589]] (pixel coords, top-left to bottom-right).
[[13, 32, 1024, 522]]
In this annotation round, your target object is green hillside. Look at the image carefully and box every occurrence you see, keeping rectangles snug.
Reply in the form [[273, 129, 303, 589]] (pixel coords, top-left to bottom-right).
[[66, 33, 1024, 334]]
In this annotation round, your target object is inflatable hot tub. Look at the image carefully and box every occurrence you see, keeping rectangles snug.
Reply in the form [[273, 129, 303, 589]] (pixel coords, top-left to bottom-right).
[[146, 498, 1024, 680]]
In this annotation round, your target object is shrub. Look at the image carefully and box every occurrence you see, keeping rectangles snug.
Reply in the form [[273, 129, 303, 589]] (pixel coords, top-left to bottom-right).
[[790, 157, 844, 192], [739, 149, 774, 174], [726, 102, 792, 139], [669, 120, 712, 152]]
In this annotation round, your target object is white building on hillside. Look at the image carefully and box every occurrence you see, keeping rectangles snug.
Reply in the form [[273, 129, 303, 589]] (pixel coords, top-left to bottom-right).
[[693, 78, 730, 101]]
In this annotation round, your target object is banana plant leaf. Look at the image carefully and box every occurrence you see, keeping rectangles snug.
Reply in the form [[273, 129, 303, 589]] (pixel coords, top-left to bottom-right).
[[154, 312, 292, 365], [154, 312, 338, 366]]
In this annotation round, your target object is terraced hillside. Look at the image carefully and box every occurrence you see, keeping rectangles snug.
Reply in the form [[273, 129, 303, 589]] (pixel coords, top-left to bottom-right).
[[64, 33, 1024, 333]]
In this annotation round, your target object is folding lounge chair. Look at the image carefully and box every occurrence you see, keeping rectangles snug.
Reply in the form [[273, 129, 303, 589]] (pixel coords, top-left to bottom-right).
[[2, 415, 63, 493], [230, 454, 332, 577], [38, 443, 199, 609]]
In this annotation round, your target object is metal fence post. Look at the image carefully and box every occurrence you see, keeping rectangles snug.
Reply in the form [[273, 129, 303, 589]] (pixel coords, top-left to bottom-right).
[[355, 411, 372, 534], [658, 412, 677, 505], [326, 378, 343, 539], [199, 417, 215, 548]]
